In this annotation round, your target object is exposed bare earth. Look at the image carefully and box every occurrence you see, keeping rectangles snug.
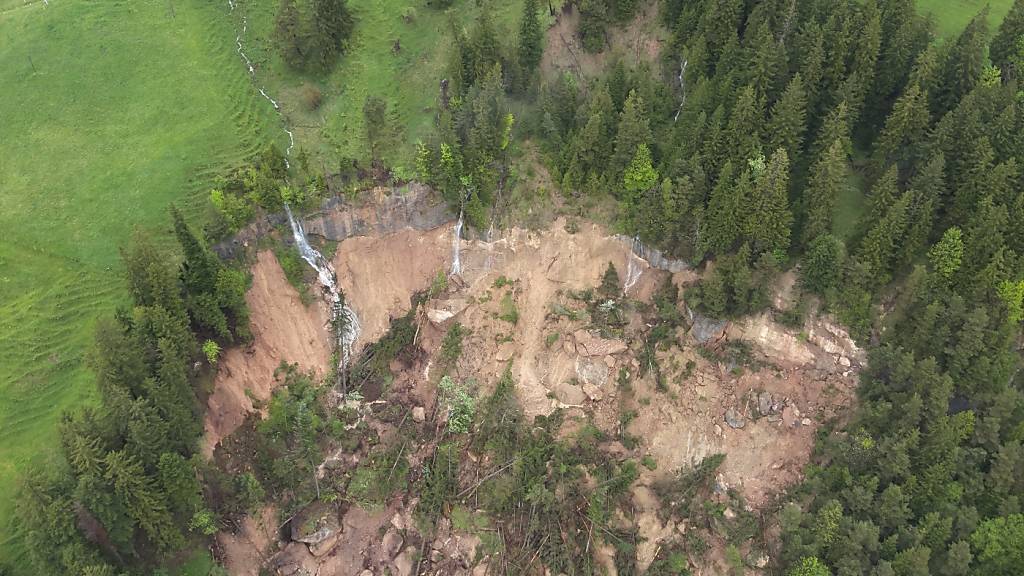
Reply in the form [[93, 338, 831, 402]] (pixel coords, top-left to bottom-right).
[[212, 218, 862, 575], [202, 250, 332, 457], [333, 226, 451, 351]]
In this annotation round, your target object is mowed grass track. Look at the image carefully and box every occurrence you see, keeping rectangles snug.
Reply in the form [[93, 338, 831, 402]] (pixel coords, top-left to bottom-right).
[[0, 0, 280, 567], [917, 0, 1015, 37]]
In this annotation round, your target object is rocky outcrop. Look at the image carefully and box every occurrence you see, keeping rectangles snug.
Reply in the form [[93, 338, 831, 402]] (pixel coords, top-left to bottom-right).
[[687, 307, 727, 344], [305, 183, 451, 241], [214, 183, 453, 258], [618, 235, 692, 272]]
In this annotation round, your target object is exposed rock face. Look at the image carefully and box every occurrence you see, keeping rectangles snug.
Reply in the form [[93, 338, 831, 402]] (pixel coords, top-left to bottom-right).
[[619, 235, 692, 272], [728, 313, 816, 366], [214, 183, 453, 259], [687, 307, 727, 344]]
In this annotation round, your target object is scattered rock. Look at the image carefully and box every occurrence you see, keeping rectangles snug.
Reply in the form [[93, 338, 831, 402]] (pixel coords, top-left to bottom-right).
[[573, 329, 627, 356], [582, 382, 604, 402], [495, 342, 515, 362], [360, 570, 374, 576], [723, 507, 737, 519], [801, 417, 812, 426], [290, 502, 339, 547], [390, 512, 407, 531], [838, 356, 851, 367], [412, 406, 426, 423], [426, 298, 469, 325], [553, 380, 586, 405], [394, 546, 417, 576], [714, 424, 723, 437], [308, 530, 341, 557], [562, 336, 576, 355], [724, 408, 746, 429], [603, 355, 617, 368], [576, 357, 610, 387], [381, 528, 404, 559], [757, 391, 773, 416]]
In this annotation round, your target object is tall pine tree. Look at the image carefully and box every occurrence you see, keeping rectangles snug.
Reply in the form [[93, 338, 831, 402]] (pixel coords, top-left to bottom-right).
[[517, 0, 543, 74], [991, 0, 1024, 77]]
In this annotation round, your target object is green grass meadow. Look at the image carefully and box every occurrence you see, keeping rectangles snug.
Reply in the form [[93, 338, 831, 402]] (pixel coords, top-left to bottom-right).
[[231, 0, 526, 171], [0, 0, 280, 567], [916, 0, 1015, 37]]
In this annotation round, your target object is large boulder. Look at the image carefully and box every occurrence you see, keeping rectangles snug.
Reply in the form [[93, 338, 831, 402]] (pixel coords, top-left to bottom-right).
[[573, 329, 627, 357], [290, 502, 340, 547], [576, 356, 610, 388]]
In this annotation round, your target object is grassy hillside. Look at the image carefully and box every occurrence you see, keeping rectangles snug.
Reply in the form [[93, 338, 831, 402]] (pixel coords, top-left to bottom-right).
[[0, 0, 279, 567], [917, 0, 1015, 37], [232, 0, 526, 172]]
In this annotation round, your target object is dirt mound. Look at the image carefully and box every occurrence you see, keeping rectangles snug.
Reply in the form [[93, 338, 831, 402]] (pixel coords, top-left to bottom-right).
[[202, 251, 332, 457]]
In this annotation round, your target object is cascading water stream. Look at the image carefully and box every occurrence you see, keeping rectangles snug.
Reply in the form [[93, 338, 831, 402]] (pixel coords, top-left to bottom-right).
[[227, 1, 359, 378], [450, 209, 464, 276], [623, 235, 643, 294], [673, 59, 688, 123], [285, 206, 361, 372], [227, 0, 294, 164]]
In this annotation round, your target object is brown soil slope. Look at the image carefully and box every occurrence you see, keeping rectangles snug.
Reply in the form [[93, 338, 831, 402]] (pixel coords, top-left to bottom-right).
[[202, 250, 332, 457]]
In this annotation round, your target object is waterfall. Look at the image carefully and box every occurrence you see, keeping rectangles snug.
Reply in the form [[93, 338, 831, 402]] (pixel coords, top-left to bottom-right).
[[450, 209, 464, 276], [624, 235, 643, 293], [285, 206, 361, 371], [673, 59, 689, 123]]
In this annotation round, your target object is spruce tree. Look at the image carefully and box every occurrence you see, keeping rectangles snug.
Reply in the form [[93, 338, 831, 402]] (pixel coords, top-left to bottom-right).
[[844, 0, 881, 119], [875, 0, 928, 102], [857, 190, 911, 286], [311, 0, 354, 70], [104, 450, 182, 552], [611, 90, 651, 179], [726, 85, 763, 165], [170, 206, 219, 296], [937, 8, 989, 115], [274, 0, 305, 69], [767, 74, 808, 163], [703, 161, 746, 255], [802, 138, 848, 244], [872, 83, 930, 174], [802, 234, 845, 295], [517, 0, 543, 74], [899, 153, 945, 264], [810, 100, 852, 162], [744, 148, 793, 256], [991, 0, 1024, 77]]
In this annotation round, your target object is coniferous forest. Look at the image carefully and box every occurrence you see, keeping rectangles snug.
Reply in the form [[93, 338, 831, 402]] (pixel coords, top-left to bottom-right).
[[9, 0, 1024, 575]]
